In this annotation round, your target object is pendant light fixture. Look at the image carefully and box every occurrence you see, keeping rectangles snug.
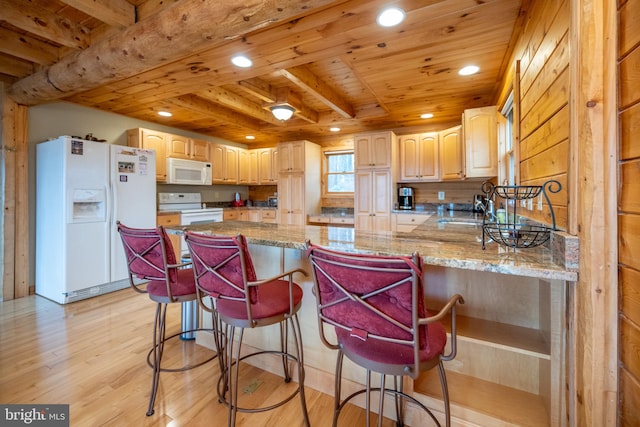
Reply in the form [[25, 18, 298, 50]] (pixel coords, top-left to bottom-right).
[[270, 105, 295, 121]]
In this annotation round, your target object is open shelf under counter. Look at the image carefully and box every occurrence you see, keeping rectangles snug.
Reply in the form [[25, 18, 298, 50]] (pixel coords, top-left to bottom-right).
[[413, 369, 550, 427], [436, 312, 550, 358]]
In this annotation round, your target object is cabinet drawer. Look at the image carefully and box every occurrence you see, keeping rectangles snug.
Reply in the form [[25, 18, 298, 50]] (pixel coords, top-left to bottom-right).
[[395, 214, 431, 225], [331, 217, 354, 225], [224, 210, 240, 221], [157, 213, 180, 226], [308, 215, 331, 224], [261, 210, 277, 220]]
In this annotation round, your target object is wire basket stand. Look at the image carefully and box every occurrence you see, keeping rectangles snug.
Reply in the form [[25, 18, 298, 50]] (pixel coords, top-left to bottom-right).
[[481, 180, 562, 249]]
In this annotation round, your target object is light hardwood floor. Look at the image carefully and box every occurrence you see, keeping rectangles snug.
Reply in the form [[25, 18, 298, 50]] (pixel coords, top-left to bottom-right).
[[0, 289, 397, 426]]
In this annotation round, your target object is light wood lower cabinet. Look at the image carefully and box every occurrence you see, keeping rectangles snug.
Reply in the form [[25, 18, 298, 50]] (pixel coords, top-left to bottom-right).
[[156, 213, 181, 254], [391, 213, 432, 232], [355, 170, 392, 231]]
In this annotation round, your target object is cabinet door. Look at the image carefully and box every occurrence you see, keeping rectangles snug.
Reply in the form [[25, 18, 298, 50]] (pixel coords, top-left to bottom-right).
[[210, 144, 225, 183], [277, 173, 292, 223], [400, 133, 438, 181], [139, 129, 167, 181], [354, 171, 374, 230], [399, 135, 419, 180], [167, 135, 191, 160], [289, 173, 305, 223], [225, 146, 239, 184], [238, 149, 250, 185], [440, 125, 464, 180], [279, 141, 305, 173], [418, 133, 439, 181], [371, 171, 391, 231], [370, 133, 392, 168], [355, 133, 392, 169], [191, 139, 209, 162], [259, 148, 276, 184], [464, 106, 498, 178], [248, 150, 260, 185]]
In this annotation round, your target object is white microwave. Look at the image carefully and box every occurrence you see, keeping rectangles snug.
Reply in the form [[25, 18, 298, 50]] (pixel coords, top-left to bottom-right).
[[166, 158, 212, 185]]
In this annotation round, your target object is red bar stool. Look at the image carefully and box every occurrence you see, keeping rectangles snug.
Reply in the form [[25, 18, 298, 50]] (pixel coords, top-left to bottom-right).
[[116, 221, 215, 416], [306, 242, 464, 427], [184, 231, 310, 427]]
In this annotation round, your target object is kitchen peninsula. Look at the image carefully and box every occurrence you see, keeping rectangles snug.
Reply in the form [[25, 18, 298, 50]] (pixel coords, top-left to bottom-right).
[[168, 216, 577, 426]]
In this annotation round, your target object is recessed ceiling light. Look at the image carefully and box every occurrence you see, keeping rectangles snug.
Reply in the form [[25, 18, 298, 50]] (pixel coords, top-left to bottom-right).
[[420, 113, 434, 119], [329, 127, 341, 132], [377, 7, 405, 27], [245, 135, 255, 140], [158, 111, 172, 117], [231, 55, 253, 68], [459, 65, 480, 76]]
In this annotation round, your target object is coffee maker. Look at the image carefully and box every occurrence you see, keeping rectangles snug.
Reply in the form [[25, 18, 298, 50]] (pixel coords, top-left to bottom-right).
[[398, 186, 414, 210]]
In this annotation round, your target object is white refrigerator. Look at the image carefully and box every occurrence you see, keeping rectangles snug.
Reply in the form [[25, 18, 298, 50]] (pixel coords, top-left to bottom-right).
[[36, 136, 156, 304]]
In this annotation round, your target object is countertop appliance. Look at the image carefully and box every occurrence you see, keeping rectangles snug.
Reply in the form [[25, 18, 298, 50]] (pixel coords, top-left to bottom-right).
[[36, 136, 156, 304], [158, 192, 223, 256], [398, 186, 414, 210], [166, 157, 212, 185]]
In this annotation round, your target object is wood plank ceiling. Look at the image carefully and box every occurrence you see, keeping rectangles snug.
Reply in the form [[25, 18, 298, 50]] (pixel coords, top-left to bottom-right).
[[0, 0, 526, 146]]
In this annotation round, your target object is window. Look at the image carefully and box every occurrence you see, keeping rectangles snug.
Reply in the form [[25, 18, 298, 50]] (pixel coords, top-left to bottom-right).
[[323, 149, 354, 195], [499, 91, 517, 186]]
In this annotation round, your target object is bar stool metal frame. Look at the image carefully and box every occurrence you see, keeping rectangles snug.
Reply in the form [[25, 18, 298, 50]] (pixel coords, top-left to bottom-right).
[[185, 231, 310, 427], [116, 221, 216, 416], [306, 242, 464, 427]]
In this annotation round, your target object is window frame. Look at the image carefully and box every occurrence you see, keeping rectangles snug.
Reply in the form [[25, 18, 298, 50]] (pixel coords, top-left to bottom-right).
[[322, 147, 355, 198]]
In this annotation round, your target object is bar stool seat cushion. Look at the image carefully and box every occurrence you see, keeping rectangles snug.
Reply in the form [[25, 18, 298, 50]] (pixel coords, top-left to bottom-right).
[[335, 320, 446, 366], [216, 279, 303, 320], [147, 269, 197, 301]]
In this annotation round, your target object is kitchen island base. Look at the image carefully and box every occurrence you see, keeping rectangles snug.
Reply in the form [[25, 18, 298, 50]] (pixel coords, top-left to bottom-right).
[[193, 243, 569, 427]]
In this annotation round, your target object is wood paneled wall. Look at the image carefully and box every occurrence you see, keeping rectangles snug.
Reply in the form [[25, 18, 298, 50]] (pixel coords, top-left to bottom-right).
[[618, 0, 640, 424], [516, 0, 570, 230], [1, 84, 29, 300]]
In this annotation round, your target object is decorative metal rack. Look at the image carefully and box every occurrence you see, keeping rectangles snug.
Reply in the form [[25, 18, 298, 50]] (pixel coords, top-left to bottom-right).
[[481, 180, 562, 249]]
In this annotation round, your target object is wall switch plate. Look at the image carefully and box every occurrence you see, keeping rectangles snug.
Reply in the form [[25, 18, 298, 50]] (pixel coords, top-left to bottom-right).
[[438, 191, 445, 200]]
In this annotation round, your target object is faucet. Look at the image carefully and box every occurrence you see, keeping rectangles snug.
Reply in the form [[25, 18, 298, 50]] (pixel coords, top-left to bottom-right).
[[475, 198, 495, 221]]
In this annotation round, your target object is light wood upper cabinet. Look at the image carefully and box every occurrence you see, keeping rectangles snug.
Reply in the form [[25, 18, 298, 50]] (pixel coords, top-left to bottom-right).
[[127, 128, 167, 181], [399, 132, 439, 181], [237, 148, 251, 185], [247, 149, 260, 185], [210, 144, 239, 184], [354, 131, 394, 169], [463, 105, 498, 178], [166, 134, 209, 162], [439, 125, 464, 180], [279, 141, 305, 173], [258, 147, 278, 184]]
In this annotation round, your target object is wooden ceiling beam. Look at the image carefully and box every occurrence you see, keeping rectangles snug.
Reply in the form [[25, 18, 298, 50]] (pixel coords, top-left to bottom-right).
[[280, 65, 355, 118], [170, 94, 265, 131], [0, 28, 59, 65], [59, 0, 136, 28], [7, 0, 342, 106], [237, 78, 277, 103], [197, 86, 284, 126], [0, 54, 34, 78], [0, 0, 90, 49]]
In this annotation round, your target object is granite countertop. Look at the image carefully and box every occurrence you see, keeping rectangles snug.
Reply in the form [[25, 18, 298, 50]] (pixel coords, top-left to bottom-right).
[[166, 213, 578, 281]]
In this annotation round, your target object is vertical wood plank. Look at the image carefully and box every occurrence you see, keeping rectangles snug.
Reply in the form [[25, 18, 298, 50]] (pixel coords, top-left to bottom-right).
[[571, 0, 619, 426], [1, 84, 16, 301]]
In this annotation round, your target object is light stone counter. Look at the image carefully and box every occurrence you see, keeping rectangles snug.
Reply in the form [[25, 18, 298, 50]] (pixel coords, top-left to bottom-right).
[[167, 213, 578, 281]]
